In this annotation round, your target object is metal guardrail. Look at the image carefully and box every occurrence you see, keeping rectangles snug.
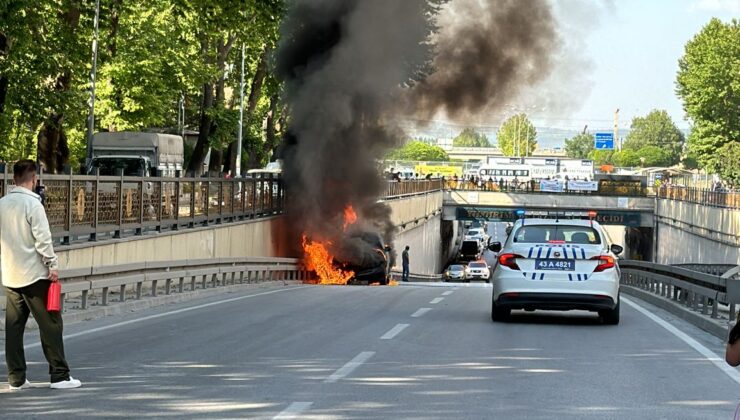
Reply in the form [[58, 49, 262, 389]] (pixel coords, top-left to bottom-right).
[[51, 257, 307, 312], [385, 179, 444, 199], [672, 264, 739, 277], [444, 179, 650, 197], [620, 260, 738, 321], [0, 168, 284, 244], [658, 185, 740, 209]]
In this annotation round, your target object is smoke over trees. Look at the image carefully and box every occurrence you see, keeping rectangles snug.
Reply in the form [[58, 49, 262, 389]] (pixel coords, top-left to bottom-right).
[[276, 0, 567, 261]]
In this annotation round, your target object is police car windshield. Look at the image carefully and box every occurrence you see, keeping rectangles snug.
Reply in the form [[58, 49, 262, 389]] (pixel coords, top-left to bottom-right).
[[512, 225, 601, 245]]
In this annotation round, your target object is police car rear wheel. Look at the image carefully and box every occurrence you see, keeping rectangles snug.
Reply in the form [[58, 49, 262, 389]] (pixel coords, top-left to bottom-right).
[[599, 300, 620, 325], [491, 299, 510, 322]]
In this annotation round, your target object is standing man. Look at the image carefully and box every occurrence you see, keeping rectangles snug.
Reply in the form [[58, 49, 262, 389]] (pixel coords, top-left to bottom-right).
[[402, 246, 410, 282], [0, 160, 81, 390]]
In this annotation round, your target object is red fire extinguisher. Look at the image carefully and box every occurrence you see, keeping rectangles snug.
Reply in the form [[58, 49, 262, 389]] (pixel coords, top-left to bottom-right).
[[47, 281, 61, 312]]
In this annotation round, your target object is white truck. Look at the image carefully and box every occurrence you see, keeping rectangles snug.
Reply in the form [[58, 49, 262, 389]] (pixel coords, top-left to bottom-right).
[[86, 132, 184, 177]]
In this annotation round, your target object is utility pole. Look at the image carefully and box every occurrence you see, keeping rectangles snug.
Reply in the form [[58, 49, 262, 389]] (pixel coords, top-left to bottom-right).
[[236, 44, 246, 177], [614, 108, 620, 150], [85, 0, 100, 167]]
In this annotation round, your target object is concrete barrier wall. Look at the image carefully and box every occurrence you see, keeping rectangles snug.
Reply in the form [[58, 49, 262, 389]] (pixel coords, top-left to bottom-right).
[[383, 191, 447, 276], [57, 217, 288, 271], [655, 200, 739, 265], [56, 190, 447, 276]]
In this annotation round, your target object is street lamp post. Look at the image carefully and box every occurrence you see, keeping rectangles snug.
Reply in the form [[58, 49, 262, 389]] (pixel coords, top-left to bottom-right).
[[236, 44, 245, 177], [85, 0, 100, 168]]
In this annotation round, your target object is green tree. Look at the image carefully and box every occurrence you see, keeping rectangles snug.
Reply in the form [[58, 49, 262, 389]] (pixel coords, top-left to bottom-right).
[[622, 109, 685, 165], [614, 149, 640, 167], [496, 113, 537, 156], [638, 145, 673, 167], [564, 133, 594, 159], [676, 18, 739, 180], [714, 141, 740, 186], [388, 141, 449, 161], [452, 127, 489, 147], [588, 149, 615, 166]]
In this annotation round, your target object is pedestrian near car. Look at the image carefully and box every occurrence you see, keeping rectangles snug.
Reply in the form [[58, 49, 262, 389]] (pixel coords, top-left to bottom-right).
[[0, 160, 81, 390], [402, 246, 410, 282], [726, 315, 740, 367]]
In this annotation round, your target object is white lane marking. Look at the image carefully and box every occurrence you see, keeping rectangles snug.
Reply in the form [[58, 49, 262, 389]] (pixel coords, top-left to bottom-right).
[[442, 290, 454, 296], [273, 402, 313, 419], [411, 308, 432, 318], [380, 323, 410, 340], [622, 297, 740, 385], [324, 351, 375, 383], [0, 286, 311, 358], [430, 297, 444, 304]]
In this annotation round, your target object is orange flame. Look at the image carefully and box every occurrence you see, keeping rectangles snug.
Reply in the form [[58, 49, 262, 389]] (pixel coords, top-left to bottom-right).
[[343, 205, 358, 230], [302, 235, 355, 285]]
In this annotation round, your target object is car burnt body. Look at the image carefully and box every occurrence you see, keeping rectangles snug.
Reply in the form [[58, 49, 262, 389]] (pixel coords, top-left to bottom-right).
[[336, 231, 392, 285]]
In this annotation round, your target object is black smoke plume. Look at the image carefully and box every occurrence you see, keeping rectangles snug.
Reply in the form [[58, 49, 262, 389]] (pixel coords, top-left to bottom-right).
[[408, 0, 561, 120], [275, 0, 437, 264], [276, 0, 564, 266]]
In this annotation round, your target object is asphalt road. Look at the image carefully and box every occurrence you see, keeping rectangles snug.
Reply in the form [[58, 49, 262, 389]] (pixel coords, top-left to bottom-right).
[[0, 282, 738, 419]]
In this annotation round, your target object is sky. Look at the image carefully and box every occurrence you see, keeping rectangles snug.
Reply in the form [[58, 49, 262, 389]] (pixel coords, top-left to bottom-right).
[[546, 0, 739, 131]]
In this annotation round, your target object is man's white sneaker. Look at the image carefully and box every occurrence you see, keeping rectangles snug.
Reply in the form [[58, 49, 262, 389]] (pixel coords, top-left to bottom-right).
[[50, 377, 82, 389], [9, 380, 32, 390]]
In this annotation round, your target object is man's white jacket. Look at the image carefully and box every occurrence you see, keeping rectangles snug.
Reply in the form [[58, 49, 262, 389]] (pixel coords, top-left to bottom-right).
[[0, 187, 58, 288]]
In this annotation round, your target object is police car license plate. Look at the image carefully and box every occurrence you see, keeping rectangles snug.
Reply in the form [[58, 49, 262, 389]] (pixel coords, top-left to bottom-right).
[[535, 259, 575, 271]]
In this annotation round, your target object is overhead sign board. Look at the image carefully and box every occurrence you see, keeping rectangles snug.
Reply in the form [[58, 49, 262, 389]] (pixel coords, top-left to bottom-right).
[[455, 207, 645, 226], [595, 132, 614, 150]]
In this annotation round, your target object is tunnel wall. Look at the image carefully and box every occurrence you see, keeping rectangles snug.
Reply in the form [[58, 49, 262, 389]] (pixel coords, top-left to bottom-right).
[[56, 217, 287, 271], [654, 200, 739, 265], [383, 191, 449, 276]]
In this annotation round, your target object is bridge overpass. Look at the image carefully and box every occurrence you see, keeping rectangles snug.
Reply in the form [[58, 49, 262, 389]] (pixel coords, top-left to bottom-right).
[[0, 172, 738, 419]]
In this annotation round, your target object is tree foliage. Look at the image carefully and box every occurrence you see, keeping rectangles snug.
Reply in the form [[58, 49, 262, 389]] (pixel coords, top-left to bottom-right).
[[0, 0, 286, 174], [564, 133, 594, 159], [452, 128, 489, 147], [388, 141, 449, 161], [622, 109, 684, 165], [496, 113, 537, 157], [676, 18, 739, 182]]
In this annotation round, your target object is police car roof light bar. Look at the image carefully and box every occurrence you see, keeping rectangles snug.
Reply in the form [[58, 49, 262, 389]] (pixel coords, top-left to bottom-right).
[[516, 209, 525, 226]]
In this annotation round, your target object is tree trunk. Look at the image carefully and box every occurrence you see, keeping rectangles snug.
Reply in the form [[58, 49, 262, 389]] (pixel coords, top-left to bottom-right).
[[262, 94, 279, 160], [37, 1, 81, 173], [187, 81, 214, 174], [223, 46, 269, 174]]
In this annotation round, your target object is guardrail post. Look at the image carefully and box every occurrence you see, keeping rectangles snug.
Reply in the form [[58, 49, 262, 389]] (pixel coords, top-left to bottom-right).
[[90, 171, 99, 242], [101, 287, 109, 306], [173, 179, 181, 231], [178, 276, 185, 293], [136, 176, 144, 236], [119, 285, 126, 302], [63, 172, 73, 245], [217, 180, 223, 224], [114, 173, 124, 238], [80, 290, 88, 309], [156, 179, 164, 233]]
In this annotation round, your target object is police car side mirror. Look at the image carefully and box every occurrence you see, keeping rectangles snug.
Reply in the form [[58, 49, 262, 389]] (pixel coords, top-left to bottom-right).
[[610, 244, 623, 256], [489, 242, 502, 253]]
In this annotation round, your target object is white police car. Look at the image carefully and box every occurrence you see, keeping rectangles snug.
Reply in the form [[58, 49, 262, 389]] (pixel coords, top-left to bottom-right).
[[488, 213, 622, 324]]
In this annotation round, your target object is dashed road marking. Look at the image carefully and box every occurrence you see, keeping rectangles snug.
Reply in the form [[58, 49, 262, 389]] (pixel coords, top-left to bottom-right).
[[324, 351, 375, 383], [274, 402, 313, 419], [411, 308, 432, 318], [430, 297, 444, 304], [381, 323, 410, 340], [622, 297, 740, 386], [0, 286, 311, 358], [442, 291, 454, 296]]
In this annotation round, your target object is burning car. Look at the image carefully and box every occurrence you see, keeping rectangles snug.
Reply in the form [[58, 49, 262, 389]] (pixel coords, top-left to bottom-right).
[[342, 231, 391, 285], [301, 206, 392, 285]]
